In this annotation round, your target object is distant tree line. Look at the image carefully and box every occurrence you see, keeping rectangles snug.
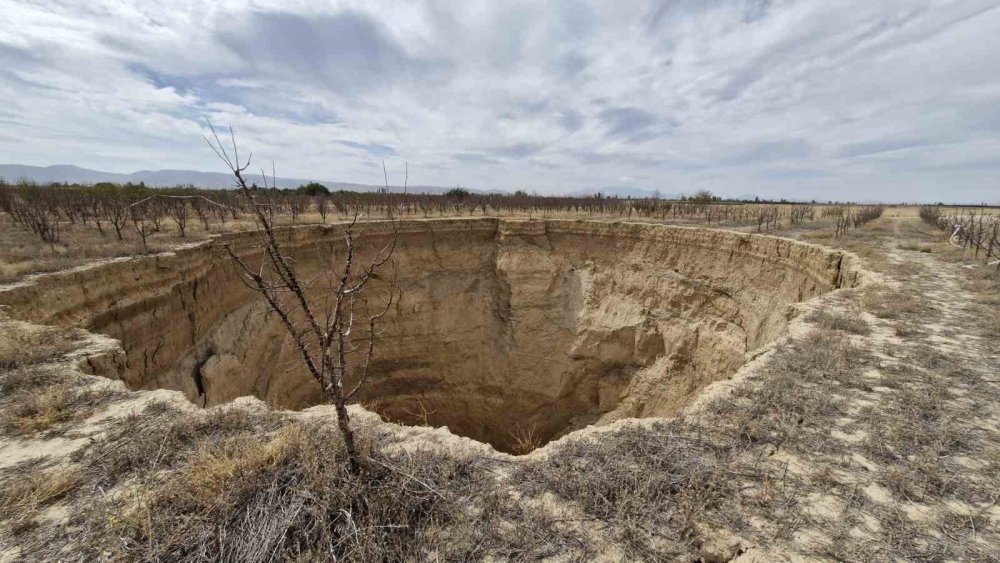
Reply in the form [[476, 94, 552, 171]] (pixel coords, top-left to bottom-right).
[[1, 178, 895, 248]]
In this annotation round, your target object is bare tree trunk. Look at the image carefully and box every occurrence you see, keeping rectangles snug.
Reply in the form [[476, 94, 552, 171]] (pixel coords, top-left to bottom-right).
[[205, 123, 402, 474]]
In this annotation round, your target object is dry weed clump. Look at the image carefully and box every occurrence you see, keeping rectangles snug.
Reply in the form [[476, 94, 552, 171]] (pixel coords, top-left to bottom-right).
[[515, 422, 738, 560], [0, 367, 120, 436], [92, 425, 484, 561], [508, 423, 542, 455], [19, 402, 569, 561], [0, 322, 83, 371], [897, 241, 933, 253], [0, 463, 81, 531], [0, 364, 67, 394], [806, 308, 871, 335], [861, 284, 936, 320], [77, 401, 288, 488], [861, 366, 993, 506], [712, 330, 869, 452]]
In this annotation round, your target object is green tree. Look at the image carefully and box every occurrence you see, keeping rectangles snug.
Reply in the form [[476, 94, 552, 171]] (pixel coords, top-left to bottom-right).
[[444, 187, 471, 199], [295, 182, 330, 196], [690, 190, 716, 204]]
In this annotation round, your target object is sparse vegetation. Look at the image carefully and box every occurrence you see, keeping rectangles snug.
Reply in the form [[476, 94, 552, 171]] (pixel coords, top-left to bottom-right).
[[2, 176, 914, 284], [0, 367, 120, 436], [920, 205, 1000, 267], [1, 206, 997, 560], [0, 322, 82, 370], [861, 284, 936, 320], [517, 422, 735, 560], [0, 463, 80, 529], [807, 308, 871, 335], [10, 401, 574, 561]]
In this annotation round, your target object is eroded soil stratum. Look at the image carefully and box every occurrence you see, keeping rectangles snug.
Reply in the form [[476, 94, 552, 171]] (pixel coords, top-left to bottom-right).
[[0, 219, 859, 453]]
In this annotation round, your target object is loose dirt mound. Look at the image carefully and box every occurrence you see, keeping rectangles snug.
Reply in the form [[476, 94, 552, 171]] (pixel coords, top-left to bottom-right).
[[0, 219, 860, 452]]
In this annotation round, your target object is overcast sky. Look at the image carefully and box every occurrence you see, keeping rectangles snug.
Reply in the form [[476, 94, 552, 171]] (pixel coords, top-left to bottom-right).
[[2, 1, 999, 202]]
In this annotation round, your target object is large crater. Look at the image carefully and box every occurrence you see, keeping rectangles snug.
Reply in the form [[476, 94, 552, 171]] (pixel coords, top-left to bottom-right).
[[0, 219, 860, 453]]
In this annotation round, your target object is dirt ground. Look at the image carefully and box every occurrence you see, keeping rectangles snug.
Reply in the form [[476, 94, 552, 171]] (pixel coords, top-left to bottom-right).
[[0, 210, 997, 561]]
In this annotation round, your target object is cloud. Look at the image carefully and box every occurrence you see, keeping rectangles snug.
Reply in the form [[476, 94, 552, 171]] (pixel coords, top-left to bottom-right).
[[0, 0, 998, 202], [336, 140, 398, 157], [722, 140, 814, 165], [493, 142, 546, 159], [742, 0, 772, 23], [451, 153, 501, 165], [215, 11, 447, 96], [835, 138, 928, 159], [554, 52, 588, 78], [598, 107, 659, 138], [558, 110, 585, 132]]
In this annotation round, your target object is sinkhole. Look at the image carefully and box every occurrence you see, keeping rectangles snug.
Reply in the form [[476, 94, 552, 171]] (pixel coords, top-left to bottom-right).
[[3, 219, 858, 454]]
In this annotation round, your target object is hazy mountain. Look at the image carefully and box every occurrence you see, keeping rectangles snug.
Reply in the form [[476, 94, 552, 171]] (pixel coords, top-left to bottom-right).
[[0, 164, 700, 199], [566, 186, 676, 199], [0, 164, 471, 195]]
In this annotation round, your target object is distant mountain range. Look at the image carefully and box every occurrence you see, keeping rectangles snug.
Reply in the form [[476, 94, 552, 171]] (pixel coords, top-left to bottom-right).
[[0, 164, 475, 195], [566, 186, 678, 199], [0, 164, 675, 199]]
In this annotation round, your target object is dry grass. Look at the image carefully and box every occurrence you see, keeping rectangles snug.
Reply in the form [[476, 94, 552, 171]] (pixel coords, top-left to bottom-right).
[[76, 401, 288, 487], [898, 241, 934, 253], [806, 308, 871, 335], [0, 367, 120, 436], [107, 426, 480, 561], [861, 284, 936, 320], [702, 308, 997, 559], [711, 329, 869, 453], [962, 266, 1000, 337], [0, 212, 258, 284], [0, 322, 82, 371], [516, 422, 738, 560], [508, 423, 542, 455], [1, 383, 78, 434], [1, 209, 439, 284], [0, 463, 80, 534], [14, 401, 578, 561]]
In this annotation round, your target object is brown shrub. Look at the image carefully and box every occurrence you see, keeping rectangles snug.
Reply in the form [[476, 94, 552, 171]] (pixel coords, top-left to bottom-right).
[[0, 368, 119, 436], [0, 465, 80, 527], [64, 413, 567, 561], [0, 323, 82, 371], [861, 285, 935, 320], [515, 422, 736, 560], [807, 309, 871, 335]]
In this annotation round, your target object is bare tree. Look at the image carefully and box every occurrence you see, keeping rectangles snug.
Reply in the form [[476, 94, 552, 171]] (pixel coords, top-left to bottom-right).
[[7, 180, 62, 245], [315, 194, 330, 223], [129, 200, 155, 251], [166, 198, 190, 237], [205, 123, 402, 473], [103, 196, 130, 241]]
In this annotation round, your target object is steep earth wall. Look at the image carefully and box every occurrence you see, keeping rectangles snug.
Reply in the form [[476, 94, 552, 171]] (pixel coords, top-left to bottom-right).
[[0, 219, 861, 452]]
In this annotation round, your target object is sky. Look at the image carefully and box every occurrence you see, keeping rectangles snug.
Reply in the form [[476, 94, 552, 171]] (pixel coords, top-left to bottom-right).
[[1, 0, 999, 202]]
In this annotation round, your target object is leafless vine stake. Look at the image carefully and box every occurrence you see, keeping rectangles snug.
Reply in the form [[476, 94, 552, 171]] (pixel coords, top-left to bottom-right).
[[205, 122, 402, 473]]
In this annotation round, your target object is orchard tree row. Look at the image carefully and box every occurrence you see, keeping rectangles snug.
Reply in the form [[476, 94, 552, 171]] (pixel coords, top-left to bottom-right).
[[2, 178, 885, 248]]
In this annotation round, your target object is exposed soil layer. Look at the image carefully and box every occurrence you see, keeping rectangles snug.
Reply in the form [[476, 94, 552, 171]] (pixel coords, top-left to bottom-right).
[[0, 219, 860, 452]]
